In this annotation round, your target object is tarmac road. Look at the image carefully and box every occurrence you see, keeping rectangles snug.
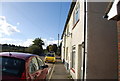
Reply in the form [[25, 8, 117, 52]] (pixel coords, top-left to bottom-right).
[[39, 56, 54, 79]]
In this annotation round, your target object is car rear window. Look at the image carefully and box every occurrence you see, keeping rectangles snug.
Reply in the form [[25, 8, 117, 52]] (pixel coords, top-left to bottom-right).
[[46, 54, 54, 57], [0, 56, 25, 77]]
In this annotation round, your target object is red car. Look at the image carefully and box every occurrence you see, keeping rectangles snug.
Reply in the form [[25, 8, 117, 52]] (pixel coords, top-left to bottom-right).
[[0, 52, 48, 81]]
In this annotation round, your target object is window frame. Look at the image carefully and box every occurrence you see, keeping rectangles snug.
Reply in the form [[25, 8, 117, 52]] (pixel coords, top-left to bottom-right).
[[36, 56, 45, 70], [71, 45, 76, 69], [66, 47, 68, 60], [29, 57, 39, 74], [73, 2, 80, 29]]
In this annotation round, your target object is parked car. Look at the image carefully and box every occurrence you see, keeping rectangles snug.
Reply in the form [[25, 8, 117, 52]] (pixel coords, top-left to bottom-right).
[[44, 52, 56, 64], [0, 52, 48, 81]]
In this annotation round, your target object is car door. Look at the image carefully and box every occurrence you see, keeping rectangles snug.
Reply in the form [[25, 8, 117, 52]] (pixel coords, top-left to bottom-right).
[[28, 57, 42, 81], [36, 56, 48, 79]]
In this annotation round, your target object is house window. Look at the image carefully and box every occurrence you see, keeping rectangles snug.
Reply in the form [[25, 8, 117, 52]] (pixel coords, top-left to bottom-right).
[[67, 25, 69, 36], [66, 47, 68, 60], [72, 45, 76, 69], [73, 2, 80, 25]]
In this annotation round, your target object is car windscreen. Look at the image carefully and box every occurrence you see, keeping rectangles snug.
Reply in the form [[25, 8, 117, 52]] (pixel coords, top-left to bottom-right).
[[46, 54, 54, 57], [0, 56, 25, 77]]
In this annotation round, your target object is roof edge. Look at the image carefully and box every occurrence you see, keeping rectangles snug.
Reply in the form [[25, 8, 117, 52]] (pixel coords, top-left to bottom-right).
[[61, 1, 76, 39]]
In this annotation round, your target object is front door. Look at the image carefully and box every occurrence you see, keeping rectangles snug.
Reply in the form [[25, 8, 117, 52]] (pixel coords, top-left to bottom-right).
[[78, 44, 83, 79]]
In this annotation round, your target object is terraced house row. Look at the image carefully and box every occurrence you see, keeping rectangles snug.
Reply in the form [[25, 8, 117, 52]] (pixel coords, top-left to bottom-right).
[[61, 0, 119, 80]]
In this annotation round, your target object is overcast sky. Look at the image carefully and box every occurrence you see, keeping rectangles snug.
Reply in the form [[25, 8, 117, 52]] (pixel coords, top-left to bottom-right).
[[0, 2, 71, 48]]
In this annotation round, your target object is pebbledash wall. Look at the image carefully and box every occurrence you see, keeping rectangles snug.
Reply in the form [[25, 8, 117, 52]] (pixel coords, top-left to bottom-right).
[[61, 0, 118, 80], [87, 2, 118, 79], [105, 0, 120, 80]]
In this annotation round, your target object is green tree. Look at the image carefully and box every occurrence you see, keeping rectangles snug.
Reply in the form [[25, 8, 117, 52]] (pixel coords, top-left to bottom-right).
[[26, 38, 44, 55], [46, 46, 49, 52], [33, 38, 44, 46], [52, 44, 57, 54], [57, 42, 62, 56], [1, 44, 27, 52], [46, 44, 58, 54], [48, 45, 53, 52], [26, 45, 42, 55]]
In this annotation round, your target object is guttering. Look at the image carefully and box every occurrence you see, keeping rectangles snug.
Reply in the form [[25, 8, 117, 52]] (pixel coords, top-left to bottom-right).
[[83, 0, 87, 81]]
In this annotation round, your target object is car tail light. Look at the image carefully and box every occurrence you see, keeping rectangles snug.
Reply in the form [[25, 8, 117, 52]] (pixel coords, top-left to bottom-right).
[[21, 72, 26, 80]]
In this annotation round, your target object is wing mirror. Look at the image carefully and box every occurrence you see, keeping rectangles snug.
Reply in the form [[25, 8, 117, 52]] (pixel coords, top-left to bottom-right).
[[44, 65, 48, 68], [41, 65, 48, 69]]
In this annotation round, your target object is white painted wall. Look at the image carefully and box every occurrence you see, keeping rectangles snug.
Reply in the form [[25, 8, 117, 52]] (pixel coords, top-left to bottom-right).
[[70, 0, 85, 79], [61, 0, 85, 79]]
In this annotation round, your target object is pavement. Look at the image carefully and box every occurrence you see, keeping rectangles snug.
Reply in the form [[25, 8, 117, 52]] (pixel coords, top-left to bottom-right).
[[49, 58, 73, 81], [40, 55, 73, 81]]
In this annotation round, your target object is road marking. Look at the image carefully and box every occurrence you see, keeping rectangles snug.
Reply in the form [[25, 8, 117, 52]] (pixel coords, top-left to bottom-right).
[[48, 68, 51, 74], [48, 64, 55, 81]]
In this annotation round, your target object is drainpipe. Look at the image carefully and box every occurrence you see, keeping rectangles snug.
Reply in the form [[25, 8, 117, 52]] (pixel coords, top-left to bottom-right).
[[83, 0, 87, 81]]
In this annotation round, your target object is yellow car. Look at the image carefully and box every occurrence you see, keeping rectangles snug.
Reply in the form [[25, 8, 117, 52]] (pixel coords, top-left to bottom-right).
[[44, 53, 56, 63]]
